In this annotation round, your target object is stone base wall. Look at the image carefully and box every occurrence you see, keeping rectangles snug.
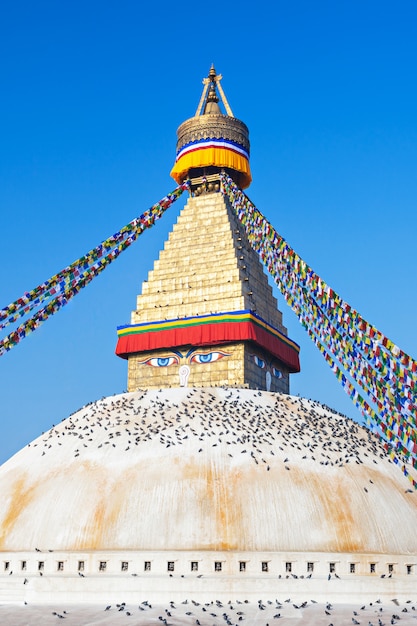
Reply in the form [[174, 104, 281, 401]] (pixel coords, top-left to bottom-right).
[[127, 342, 246, 391], [0, 549, 415, 604], [244, 344, 289, 393], [127, 342, 290, 393]]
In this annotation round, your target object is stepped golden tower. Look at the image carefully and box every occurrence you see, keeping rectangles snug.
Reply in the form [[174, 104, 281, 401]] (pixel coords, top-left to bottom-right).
[[116, 66, 300, 391]]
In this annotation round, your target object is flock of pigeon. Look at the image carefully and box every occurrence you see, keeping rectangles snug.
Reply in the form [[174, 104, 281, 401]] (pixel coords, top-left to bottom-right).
[[27, 387, 402, 475], [0, 596, 416, 625]]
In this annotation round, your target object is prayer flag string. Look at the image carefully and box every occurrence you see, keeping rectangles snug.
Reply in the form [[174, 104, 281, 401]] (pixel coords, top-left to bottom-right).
[[220, 172, 416, 485], [277, 260, 415, 427], [286, 283, 417, 466], [220, 173, 416, 384], [0, 182, 189, 355], [282, 282, 417, 483]]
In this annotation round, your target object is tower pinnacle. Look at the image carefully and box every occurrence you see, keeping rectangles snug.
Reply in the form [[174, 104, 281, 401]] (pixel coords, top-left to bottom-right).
[[116, 68, 300, 392], [170, 66, 251, 189]]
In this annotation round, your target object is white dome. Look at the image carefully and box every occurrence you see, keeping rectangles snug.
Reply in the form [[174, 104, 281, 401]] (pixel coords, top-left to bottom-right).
[[0, 387, 416, 556]]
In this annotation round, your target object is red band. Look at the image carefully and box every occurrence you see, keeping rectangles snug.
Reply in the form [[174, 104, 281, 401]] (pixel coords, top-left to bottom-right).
[[116, 319, 300, 372]]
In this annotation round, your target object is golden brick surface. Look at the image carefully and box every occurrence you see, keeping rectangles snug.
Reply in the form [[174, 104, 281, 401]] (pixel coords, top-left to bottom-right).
[[130, 192, 284, 325]]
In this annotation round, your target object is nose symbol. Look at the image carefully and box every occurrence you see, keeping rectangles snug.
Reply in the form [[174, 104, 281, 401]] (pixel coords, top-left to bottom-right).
[[265, 370, 271, 391], [179, 365, 190, 387]]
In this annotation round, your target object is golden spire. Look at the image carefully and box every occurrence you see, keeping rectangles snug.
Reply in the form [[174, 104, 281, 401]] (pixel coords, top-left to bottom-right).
[[195, 64, 234, 117]]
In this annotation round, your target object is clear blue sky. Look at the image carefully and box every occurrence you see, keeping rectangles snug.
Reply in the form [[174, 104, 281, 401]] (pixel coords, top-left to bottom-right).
[[0, 1, 416, 464]]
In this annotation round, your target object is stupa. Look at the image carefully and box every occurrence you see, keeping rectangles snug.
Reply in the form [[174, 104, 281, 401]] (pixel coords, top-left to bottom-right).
[[0, 67, 416, 618]]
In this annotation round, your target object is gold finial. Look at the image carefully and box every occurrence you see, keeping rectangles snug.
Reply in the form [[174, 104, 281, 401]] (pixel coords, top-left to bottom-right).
[[195, 65, 234, 117], [208, 63, 217, 80]]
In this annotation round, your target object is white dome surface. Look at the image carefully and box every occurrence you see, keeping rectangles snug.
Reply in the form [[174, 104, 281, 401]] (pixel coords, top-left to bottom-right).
[[0, 387, 416, 555]]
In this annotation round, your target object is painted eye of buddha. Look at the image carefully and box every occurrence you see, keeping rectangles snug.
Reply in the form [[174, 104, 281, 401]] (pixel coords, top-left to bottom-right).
[[272, 367, 283, 378], [140, 356, 179, 367], [253, 355, 266, 369], [190, 351, 229, 364]]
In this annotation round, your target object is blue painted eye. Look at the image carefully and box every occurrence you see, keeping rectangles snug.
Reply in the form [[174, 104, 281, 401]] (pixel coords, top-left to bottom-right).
[[253, 356, 266, 369], [190, 351, 229, 364], [195, 353, 213, 363], [155, 357, 174, 367], [272, 367, 283, 378], [140, 356, 179, 367]]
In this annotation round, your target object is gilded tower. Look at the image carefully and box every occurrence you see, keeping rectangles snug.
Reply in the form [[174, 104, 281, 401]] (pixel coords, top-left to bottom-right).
[[116, 67, 300, 391]]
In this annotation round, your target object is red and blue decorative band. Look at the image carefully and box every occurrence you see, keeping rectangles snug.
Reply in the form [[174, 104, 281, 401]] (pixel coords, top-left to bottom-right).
[[116, 310, 300, 372]]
